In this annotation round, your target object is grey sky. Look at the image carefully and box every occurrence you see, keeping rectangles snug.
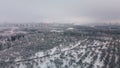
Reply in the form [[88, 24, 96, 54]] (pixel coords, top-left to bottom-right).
[[0, 0, 120, 24]]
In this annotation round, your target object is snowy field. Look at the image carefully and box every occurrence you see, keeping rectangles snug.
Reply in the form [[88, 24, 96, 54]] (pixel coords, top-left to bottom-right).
[[0, 23, 119, 68]]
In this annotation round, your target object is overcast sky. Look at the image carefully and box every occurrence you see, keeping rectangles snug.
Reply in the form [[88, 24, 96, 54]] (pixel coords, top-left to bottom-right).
[[0, 0, 120, 25]]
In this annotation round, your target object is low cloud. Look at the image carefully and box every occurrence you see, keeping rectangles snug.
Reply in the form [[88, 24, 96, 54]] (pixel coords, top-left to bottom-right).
[[0, 0, 120, 25]]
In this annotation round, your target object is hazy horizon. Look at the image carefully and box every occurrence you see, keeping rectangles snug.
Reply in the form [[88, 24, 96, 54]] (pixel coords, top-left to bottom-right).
[[0, 0, 120, 25]]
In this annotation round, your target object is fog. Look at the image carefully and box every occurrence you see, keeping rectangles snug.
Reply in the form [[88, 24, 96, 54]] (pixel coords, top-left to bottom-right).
[[0, 0, 120, 25]]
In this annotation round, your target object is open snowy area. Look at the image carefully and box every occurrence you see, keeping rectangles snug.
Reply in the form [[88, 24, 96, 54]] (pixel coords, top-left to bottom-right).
[[0, 23, 119, 68]]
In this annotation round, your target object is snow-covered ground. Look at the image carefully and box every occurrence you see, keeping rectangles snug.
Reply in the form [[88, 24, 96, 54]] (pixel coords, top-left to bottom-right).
[[11, 37, 120, 68], [0, 24, 119, 68]]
